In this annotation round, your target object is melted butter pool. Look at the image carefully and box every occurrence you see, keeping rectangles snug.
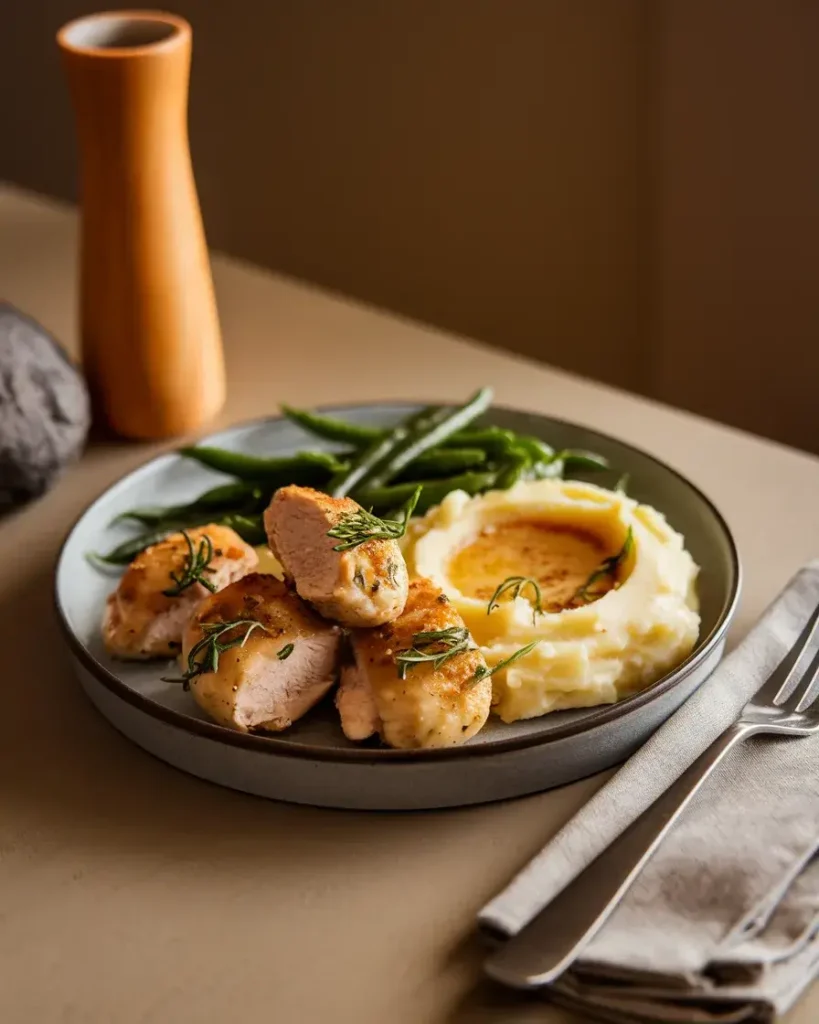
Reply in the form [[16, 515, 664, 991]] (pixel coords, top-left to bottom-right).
[[447, 520, 615, 611]]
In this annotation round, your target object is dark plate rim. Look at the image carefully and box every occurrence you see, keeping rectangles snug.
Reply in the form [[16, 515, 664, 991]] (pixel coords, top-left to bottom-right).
[[54, 401, 742, 765]]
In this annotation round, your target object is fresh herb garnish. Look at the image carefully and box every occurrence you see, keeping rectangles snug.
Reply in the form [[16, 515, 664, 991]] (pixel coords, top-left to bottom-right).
[[615, 473, 630, 495], [471, 641, 540, 685], [394, 627, 538, 687], [277, 642, 295, 661], [162, 530, 218, 597], [487, 576, 543, 625], [163, 618, 267, 689], [573, 526, 633, 605], [394, 626, 471, 679], [327, 486, 422, 552]]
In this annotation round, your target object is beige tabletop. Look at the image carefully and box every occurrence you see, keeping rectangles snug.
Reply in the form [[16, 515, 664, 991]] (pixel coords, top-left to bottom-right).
[[1, 184, 818, 1024]]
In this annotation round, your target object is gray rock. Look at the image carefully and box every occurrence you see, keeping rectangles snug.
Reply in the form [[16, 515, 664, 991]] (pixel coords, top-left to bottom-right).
[[0, 304, 90, 510]]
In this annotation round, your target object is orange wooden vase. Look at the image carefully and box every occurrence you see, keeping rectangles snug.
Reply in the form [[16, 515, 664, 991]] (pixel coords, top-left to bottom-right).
[[58, 11, 225, 440]]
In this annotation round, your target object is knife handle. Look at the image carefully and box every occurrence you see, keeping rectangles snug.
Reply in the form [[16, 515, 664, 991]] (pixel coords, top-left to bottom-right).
[[483, 722, 750, 989]]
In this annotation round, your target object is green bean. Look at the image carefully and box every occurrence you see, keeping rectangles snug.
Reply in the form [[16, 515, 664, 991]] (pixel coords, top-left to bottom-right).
[[178, 446, 345, 485], [280, 404, 611, 485], [559, 449, 610, 473], [521, 446, 609, 481], [281, 403, 443, 447], [187, 482, 264, 509], [89, 524, 194, 567], [409, 405, 445, 431], [113, 507, 223, 530], [363, 388, 494, 490], [113, 482, 264, 527], [328, 405, 440, 497], [218, 513, 267, 546], [396, 447, 487, 480], [338, 429, 512, 465], [328, 427, 409, 497], [281, 405, 382, 446], [495, 448, 530, 490], [339, 446, 490, 477], [283, 404, 517, 462], [113, 509, 179, 528], [356, 470, 498, 516], [154, 508, 232, 534], [514, 435, 555, 463], [444, 427, 516, 456], [90, 505, 269, 569]]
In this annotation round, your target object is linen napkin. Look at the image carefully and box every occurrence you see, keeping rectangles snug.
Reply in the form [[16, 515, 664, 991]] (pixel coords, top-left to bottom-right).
[[479, 561, 819, 1022]]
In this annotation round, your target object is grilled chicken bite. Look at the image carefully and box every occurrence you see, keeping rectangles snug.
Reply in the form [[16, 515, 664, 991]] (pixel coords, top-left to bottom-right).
[[102, 524, 257, 659], [336, 659, 380, 741], [182, 573, 342, 732], [335, 577, 492, 749], [264, 485, 409, 627]]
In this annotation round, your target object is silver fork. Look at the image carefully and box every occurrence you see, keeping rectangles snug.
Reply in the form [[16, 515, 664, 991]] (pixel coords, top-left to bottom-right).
[[485, 600, 819, 990]]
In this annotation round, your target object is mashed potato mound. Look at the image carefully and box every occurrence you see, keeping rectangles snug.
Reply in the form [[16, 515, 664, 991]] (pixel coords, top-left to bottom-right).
[[401, 479, 700, 723]]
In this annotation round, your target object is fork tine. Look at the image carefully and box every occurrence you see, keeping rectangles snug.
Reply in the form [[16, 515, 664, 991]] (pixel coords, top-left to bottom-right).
[[759, 600, 819, 706], [794, 644, 819, 713]]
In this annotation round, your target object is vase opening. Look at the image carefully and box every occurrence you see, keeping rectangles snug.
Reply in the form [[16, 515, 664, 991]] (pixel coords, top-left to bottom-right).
[[61, 14, 181, 51]]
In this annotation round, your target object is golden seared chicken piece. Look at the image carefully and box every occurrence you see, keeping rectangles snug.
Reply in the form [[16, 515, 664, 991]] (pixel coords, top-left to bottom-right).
[[264, 485, 409, 628], [182, 573, 342, 732], [336, 577, 492, 749], [102, 525, 257, 659]]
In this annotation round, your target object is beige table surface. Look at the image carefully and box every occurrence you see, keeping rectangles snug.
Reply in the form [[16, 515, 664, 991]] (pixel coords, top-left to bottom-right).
[[1, 184, 818, 1024]]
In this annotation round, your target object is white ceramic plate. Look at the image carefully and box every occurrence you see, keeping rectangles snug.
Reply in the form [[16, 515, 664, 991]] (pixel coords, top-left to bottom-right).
[[55, 404, 740, 809]]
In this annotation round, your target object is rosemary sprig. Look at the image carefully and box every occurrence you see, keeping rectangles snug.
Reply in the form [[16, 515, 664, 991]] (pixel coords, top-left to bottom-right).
[[395, 622, 540, 688], [395, 626, 471, 679], [573, 526, 634, 605], [327, 486, 422, 552], [277, 643, 295, 661], [394, 627, 539, 687], [163, 530, 218, 597], [487, 576, 543, 625], [471, 640, 540, 685], [163, 618, 267, 689]]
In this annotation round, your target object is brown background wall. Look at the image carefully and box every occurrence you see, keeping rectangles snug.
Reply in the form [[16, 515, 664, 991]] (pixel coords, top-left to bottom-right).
[[653, 1, 819, 452], [2, 1, 817, 453]]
